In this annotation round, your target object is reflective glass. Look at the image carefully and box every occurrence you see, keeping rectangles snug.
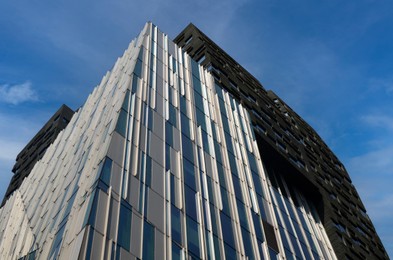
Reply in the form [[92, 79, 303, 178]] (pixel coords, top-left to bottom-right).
[[100, 157, 113, 186], [142, 221, 155, 259], [186, 216, 200, 258], [115, 109, 128, 137], [117, 203, 132, 251]]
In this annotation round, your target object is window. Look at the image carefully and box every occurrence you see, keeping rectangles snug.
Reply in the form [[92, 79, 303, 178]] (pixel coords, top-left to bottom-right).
[[134, 58, 143, 78], [185, 185, 197, 220], [186, 216, 200, 258], [183, 158, 196, 190], [115, 109, 128, 137], [100, 157, 113, 186], [171, 205, 182, 244], [220, 212, 235, 249], [117, 203, 132, 251], [143, 221, 155, 259]]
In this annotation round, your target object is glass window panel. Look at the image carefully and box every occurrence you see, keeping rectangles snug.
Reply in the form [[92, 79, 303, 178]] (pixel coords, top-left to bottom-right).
[[227, 152, 238, 177], [194, 91, 204, 109], [293, 221, 306, 245], [117, 203, 132, 251], [216, 163, 226, 188], [224, 242, 237, 260], [142, 221, 155, 259], [145, 155, 152, 187], [252, 212, 264, 242], [201, 130, 210, 154], [289, 233, 303, 258], [257, 195, 268, 221], [300, 242, 312, 260], [134, 59, 143, 78], [172, 56, 177, 73], [180, 95, 187, 114], [214, 141, 222, 165], [172, 242, 182, 260], [268, 247, 278, 260], [285, 248, 296, 260], [122, 90, 130, 111], [183, 158, 196, 190], [100, 157, 113, 186], [279, 226, 292, 251], [224, 132, 234, 155], [171, 205, 182, 245], [164, 144, 171, 172], [247, 152, 258, 174], [206, 175, 214, 203], [192, 77, 202, 95], [213, 235, 221, 260], [252, 172, 264, 197], [181, 113, 190, 138], [220, 187, 230, 216], [220, 212, 235, 249], [170, 174, 176, 205], [196, 108, 206, 131], [115, 109, 128, 137], [237, 200, 249, 230], [166, 121, 173, 146], [182, 134, 194, 164], [132, 76, 138, 93], [191, 60, 200, 79], [185, 185, 197, 220], [87, 191, 99, 227], [148, 108, 154, 130], [210, 204, 218, 236], [241, 227, 255, 259], [169, 104, 177, 127], [232, 176, 244, 202], [186, 216, 200, 258]]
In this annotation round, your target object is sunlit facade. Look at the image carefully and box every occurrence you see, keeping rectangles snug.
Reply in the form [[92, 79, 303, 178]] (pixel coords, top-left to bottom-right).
[[0, 23, 387, 260]]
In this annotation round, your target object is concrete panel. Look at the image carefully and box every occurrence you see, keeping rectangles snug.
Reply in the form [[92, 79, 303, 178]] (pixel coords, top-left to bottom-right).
[[147, 188, 165, 233], [107, 131, 125, 166], [151, 160, 164, 197], [95, 190, 109, 235], [149, 133, 164, 167], [154, 230, 166, 260], [111, 163, 122, 196], [130, 213, 143, 258]]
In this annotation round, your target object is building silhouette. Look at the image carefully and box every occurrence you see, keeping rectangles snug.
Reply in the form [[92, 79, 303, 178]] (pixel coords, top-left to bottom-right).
[[0, 23, 387, 259], [1, 104, 74, 206]]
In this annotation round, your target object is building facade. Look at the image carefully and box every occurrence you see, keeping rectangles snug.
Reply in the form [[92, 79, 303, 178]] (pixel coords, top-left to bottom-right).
[[0, 23, 387, 260], [174, 24, 388, 260], [1, 104, 74, 206]]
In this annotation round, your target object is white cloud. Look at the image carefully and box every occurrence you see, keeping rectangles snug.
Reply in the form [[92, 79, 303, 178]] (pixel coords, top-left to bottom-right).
[[0, 82, 38, 105], [346, 145, 393, 254], [361, 114, 393, 132]]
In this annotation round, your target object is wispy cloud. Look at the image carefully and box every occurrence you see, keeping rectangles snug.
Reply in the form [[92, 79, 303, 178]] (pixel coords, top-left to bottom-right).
[[0, 81, 38, 105], [361, 114, 393, 131], [0, 110, 43, 199]]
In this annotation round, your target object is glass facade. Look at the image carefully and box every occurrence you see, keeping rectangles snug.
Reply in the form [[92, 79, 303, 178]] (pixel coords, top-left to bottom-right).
[[0, 23, 336, 260]]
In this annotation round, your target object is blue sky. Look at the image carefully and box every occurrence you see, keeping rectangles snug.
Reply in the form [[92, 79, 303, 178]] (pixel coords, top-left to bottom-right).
[[1, 0, 392, 256]]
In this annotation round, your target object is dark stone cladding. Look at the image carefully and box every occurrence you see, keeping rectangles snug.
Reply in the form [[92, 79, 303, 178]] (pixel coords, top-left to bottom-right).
[[175, 23, 388, 260], [1, 104, 74, 206]]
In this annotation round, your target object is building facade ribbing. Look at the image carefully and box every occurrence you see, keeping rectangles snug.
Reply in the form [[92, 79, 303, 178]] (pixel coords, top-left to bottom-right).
[[174, 24, 388, 260], [0, 23, 387, 260]]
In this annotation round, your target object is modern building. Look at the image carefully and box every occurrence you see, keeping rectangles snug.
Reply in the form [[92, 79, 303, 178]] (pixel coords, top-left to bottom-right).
[[1, 104, 74, 206], [0, 23, 387, 260]]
